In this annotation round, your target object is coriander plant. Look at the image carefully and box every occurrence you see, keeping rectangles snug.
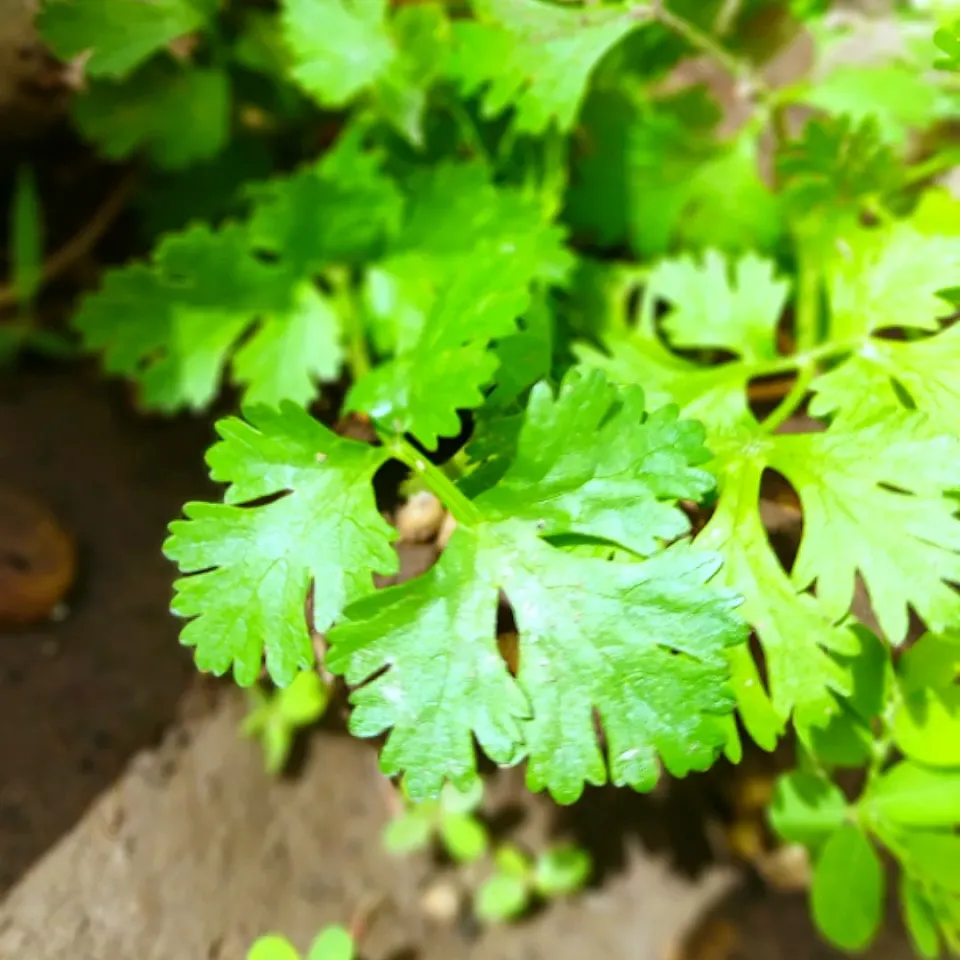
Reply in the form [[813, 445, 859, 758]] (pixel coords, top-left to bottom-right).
[[28, 0, 960, 953]]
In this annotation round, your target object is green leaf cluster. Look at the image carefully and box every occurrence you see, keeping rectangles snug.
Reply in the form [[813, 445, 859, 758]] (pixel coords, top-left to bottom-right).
[[35, 0, 960, 952], [769, 634, 960, 955]]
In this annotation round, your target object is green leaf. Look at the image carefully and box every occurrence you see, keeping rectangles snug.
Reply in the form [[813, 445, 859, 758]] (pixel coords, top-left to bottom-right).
[[382, 810, 434, 854], [901, 875, 941, 960], [698, 456, 858, 729], [803, 63, 941, 147], [277, 669, 330, 725], [440, 814, 489, 863], [248, 934, 301, 960], [898, 831, 960, 895], [232, 283, 344, 408], [74, 224, 343, 411], [778, 116, 900, 219], [10, 165, 43, 311], [439, 779, 485, 815], [892, 685, 960, 768], [448, 0, 637, 134], [810, 323, 960, 436], [73, 64, 230, 170], [248, 147, 404, 275], [474, 874, 530, 923], [362, 162, 569, 356], [307, 926, 354, 960], [262, 719, 295, 775], [825, 222, 960, 341], [651, 250, 789, 362], [495, 843, 532, 877], [282, 0, 394, 106], [811, 824, 884, 953], [769, 771, 847, 846], [934, 22, 960, 72], [373, 3, 452, 145], [38, 0, 214, 78], [533, 845, 592, 897], [330, 369, 746, 802], [767, 414, 960, 645], [899, 633, 960, 693], [164, 403, 397, 686], [565, 87, 746, 259], [865, 762, 960, 828]]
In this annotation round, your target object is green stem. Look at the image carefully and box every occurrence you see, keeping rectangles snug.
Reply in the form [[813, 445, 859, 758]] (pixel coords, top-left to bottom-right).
[[903, 147, 960, 187], [389, 436, 482, 527], [327, 267, 370, 381], [794, 238, 822, 354], [446, 96, 491, 166], [760, 362, 816, 434], [652, 1, 767, 96]]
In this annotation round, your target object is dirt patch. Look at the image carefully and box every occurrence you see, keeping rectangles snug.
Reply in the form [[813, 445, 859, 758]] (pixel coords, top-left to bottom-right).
[[0, 362, 215, 893]]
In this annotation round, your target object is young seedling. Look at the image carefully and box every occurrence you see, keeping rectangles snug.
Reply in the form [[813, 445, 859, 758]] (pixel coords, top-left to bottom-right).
[[241, 668, 330, 775], [383, 778, 489, 865], [474, 842, 592, 925], [248, 925, 354, 960]]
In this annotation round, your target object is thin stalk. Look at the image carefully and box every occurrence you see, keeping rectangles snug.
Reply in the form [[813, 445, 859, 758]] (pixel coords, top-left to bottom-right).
[[389, 436, 482, 527], [794, 238, 822, 354], [903, 147, 960, 187], [651, 1, 767, 97], [327, 266, 370, 381], [761, 362, 816, 434]]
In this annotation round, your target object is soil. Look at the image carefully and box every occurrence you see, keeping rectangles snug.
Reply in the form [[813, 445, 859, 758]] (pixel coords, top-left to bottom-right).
[[0, 364, 920, 959]]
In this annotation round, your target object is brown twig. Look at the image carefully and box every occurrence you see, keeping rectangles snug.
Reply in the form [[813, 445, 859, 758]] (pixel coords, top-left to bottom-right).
[[0, 168, 138, 310]]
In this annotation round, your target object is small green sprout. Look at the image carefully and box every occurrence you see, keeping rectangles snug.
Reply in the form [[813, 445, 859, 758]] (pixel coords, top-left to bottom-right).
[[248, 925, 354, 960], [474, 842, 592, 924], [241, 668, 330, 775], [382, 778, 489, 864]]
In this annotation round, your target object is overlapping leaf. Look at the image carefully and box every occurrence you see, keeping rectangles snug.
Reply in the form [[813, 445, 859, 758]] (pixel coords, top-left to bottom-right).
[[281, 0, 451, 143], [769, 413, 960, 645], [74, 224, 343, 410], [164, 403, 397, 685], [38, 0, 215, 78], [447, 0, 638, 134], [73, 64, 231, 170], [329, 368, 746, 802], [348, 163, 570, 447]]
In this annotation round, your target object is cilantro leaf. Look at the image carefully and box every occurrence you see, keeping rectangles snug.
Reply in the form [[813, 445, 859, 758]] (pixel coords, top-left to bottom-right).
[[329, 368, 746, 802], [74, 224, 343, 411], [363, 162, 570, 355], [448, 0, 638, 134], [778, 116, 900, 219], [38, 0, 214, 78], [164, 403, 397, 686], [247, 146, 404, 275], [373, 2, 453, 145], [809, 325, 960, 434], [573, 254, 772, 438], [282, 0, 395, 106], [803, 63, 941, 148], [73, 64, 230, 170], [698, 455, 858, 730], [651, 250, 789, 362], [349, 164, 570, 447], [563, 87, 779, 259], [232, 283, 344, 408], [768, 413, 960, 645], [826, 222, 960, 341]]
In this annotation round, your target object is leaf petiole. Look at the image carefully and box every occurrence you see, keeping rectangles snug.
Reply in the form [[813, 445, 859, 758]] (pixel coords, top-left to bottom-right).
[[388, 436, 482, 527]]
